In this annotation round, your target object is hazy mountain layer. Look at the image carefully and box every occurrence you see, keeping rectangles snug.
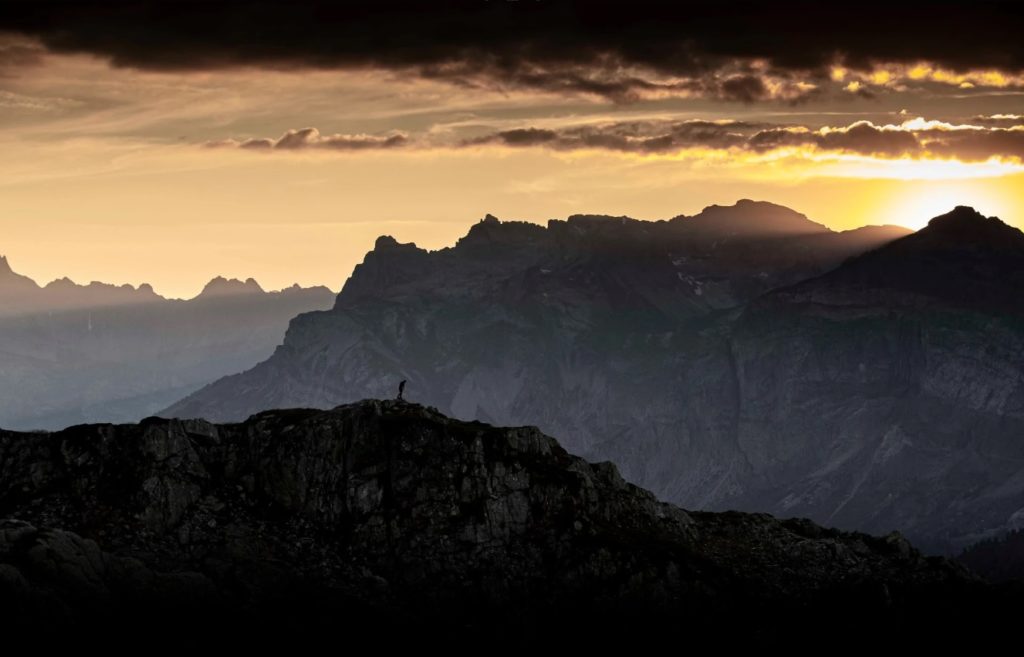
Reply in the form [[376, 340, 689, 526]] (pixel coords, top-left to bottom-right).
[[0, 262, 334, 429], [0, 400, 1001, 648]]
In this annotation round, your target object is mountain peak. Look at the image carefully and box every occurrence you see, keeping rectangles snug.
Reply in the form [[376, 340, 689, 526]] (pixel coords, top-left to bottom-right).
[[921, 206, 1021, 242], [889, 207, 1024, 256], [0, 255, 10, 274], [198, 276, 265, 298], [678, 199, 830, 236], [786, 205, 1024, 314], [930, 205, 987, 225]]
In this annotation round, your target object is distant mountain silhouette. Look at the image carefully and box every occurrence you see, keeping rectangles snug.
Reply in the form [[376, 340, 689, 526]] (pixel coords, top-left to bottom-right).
[[0, 256, 162, 317], [197, 276, 266, 298], [0, 259, 334, 429]]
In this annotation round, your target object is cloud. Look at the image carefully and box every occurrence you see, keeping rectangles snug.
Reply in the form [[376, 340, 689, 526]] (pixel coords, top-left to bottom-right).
[[461, 116, 1024, 162], [816, 122, 920, 156], [0, 89, 82, 111], [719, 75, 768, 103], [207, 127, 408, 151], [3, 1, 1022, 102], [466, 120, 759, 154], [973, 114, 1024, 127], [0, 32, 46, 76]]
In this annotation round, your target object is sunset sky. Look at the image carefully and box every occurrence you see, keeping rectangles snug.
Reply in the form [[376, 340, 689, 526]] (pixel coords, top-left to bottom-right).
[[1, 2, 1023, 297]]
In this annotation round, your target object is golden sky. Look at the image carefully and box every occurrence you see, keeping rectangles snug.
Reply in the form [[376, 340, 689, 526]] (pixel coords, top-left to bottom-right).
[[2, 7, 1023, 298]]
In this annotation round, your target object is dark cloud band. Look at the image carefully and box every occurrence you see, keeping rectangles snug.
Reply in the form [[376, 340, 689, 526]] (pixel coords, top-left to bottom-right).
[[3, 1, 1022, 102]]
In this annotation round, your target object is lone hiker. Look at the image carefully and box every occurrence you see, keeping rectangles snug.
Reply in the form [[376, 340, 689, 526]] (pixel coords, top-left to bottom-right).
[[397, 379, 406, 401]]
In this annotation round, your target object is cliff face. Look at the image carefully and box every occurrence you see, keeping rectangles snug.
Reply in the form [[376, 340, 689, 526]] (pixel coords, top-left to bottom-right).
[[0, 401, 998, 647]]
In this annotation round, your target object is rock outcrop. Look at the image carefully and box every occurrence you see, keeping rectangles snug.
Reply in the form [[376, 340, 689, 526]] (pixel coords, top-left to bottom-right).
[[0, 401, 1006, 648]]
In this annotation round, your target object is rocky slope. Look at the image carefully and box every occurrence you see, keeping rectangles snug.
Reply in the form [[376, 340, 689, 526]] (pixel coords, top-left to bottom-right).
[[0, 400, 1005, 648], [0, 262, 334, 429]]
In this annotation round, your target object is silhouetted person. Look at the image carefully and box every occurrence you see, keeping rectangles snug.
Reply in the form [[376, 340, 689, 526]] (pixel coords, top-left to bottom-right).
[[397, 379, 406, 401]]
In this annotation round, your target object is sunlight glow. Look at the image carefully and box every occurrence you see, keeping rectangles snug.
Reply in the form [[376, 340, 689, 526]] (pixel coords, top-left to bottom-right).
[[800, 154, 1024, 181], [884, 182, 1015, 229]]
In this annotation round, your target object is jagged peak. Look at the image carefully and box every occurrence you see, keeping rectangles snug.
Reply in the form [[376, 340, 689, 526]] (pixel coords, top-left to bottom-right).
[[45, 276, 78, 288], [198, 276, 265, 298], [372, 235, 424, 253], [564, 213, 636, 224], [0, 254, 37, 288], [274, 283, 332, 294], [900, 206, 1024, 250], [922, 206, 1019, 238], [457, 215, 547, 248], [928, 205, 987, 226]]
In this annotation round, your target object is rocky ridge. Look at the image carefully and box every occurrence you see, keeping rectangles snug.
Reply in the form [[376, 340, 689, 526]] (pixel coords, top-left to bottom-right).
[[0, 400, 1006, 648]]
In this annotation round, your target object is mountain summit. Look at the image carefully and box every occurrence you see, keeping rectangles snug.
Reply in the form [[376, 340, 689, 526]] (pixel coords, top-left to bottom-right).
[[925, 205, 1022, 240], [784, 206, 1024, 315], [197, 275, 266, 298], [674, 199, 830, 236]]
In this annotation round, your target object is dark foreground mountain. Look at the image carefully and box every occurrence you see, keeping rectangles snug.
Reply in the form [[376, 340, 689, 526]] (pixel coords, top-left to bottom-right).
[[0, 400, 1010, 649], [0, 262, 334, 430], [164, 203, 1024, 551], [960, 529, 1024, 583]]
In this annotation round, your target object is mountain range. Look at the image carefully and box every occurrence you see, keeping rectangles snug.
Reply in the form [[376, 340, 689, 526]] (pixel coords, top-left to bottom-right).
[[160, 200, 1023, 551], [0, 260, 334, 429], [0, 400, 1007, 648]]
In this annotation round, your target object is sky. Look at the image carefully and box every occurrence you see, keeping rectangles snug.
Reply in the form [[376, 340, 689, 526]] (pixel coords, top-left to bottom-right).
[[1, 1, 1023, 298]]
